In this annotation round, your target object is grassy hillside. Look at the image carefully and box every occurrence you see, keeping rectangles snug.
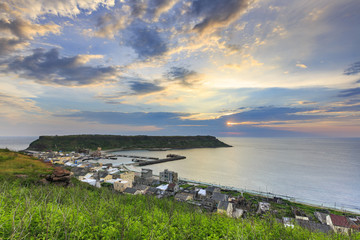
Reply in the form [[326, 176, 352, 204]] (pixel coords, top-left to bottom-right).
[[0, 149, 52, 178], [27, 135, 232, 151], [1, 180, 356, 240]]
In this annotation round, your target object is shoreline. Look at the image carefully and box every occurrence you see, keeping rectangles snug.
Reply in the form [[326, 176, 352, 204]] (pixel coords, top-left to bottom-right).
[[123, 163, 360, 215]]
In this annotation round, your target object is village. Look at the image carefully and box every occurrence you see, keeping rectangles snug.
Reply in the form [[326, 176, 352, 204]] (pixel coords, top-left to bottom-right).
[[27, 148, 360, 236]]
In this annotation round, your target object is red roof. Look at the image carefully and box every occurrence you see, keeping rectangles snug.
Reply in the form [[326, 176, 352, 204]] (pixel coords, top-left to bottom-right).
[[330, 214, 350, 228]]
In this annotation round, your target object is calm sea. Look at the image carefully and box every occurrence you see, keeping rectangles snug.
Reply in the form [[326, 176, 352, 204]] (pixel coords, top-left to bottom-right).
[[1, 136, 359, 212]]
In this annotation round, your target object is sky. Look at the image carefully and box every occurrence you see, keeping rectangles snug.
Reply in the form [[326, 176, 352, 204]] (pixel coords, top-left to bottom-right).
[[0, 0, 360, 137]]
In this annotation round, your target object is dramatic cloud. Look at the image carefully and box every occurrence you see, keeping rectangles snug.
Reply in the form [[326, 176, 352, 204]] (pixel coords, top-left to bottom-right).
[[148, 0, 178, 19], [0, 38, 25, 56], [338, 87, 360, 97], [344, 61, 360, 75], [166, 67, 201, 86], [130, 81, 164, 95], [190, 0, 251, 34], [4, 48, 117, 86], [0, 3, 60, 55], [95, 11, 130, 39], [3, 0, 115, 19], [125, 27, 168, 59]]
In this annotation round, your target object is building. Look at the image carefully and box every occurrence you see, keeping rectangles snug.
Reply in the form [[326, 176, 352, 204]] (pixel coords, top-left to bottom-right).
[[120, 171, 135, 183], [167, 183, 179, 193], [123, 187, 140, 195], [326, 214, 352, 234], [134, 184, 150, 194], [211, 192, 228, 204], [217, 201, 234, 217], [314, 211, 329, 225], [114, 180, 132, 192], [175, 192, 194, 202], [141, 168, 153, 178], [159, 169, 178, 183], [205, 187, 221, 197]]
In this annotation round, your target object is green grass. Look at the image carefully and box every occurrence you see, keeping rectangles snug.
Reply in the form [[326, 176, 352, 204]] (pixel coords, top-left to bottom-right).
[[0, 179, 358, 239], [0, 149, 52, 179]]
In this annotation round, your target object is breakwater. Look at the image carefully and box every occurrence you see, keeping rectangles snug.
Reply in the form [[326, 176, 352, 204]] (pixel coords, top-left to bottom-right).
[[137, 154, 186, 166]]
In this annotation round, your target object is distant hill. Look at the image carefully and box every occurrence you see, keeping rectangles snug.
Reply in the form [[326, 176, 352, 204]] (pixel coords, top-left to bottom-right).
[[27, 135, 232, 151]]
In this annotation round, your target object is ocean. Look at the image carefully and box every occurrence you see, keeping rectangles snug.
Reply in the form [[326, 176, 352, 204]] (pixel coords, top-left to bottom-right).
[[1, 136, 359, 212]]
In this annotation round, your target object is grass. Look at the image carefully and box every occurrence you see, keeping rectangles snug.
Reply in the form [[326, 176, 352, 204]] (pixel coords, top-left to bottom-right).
[[0, 148, 53, 179], [1, 179, 358, 239]]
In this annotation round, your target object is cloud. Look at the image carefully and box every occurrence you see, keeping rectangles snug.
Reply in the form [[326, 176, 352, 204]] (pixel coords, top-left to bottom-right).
[[95, 10, 130, 39], [338, 87, 360, 97], [0, 18, 60, 40], [4, 48, 118, 86], [189, 0, 252, 34], [148, 0, 178, 20], [296, 63, 307, 69], [0, 3, 61, 56], [344, 61, 360, 75], [130, 81, 164, 95], [57, 111, 190, 126], [55, 108, 323, 137], [0, 92, 45, 121], [3, 0, 115, 19], [0, 38, 26, 56], [125, 26, 168, 59], [166, 67, 201, 86]]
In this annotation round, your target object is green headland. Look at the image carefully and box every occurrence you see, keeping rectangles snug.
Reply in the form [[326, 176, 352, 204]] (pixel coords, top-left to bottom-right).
[[27, 135, 232, 151]]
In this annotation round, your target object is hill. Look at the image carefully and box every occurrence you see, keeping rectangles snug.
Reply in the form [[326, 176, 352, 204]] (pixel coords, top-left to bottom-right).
[[1, 180, 352, 239], [27, 135, 232, 151], [0, 148, 52, 179]]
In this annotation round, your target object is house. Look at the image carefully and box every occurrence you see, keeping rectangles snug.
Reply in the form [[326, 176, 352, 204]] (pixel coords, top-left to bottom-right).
[[114, 180, 132, 192], [145, 187, 160, 195], [205, 186, 221, 197], [326, 214, 352, 234], [314, 211, 329, 225], [100, 173, 112, 182], [232, 208, 244, 219], [217, 201, 234, 217], [175, 192, 194, 202], [120, 171, 135, 183], [196, 189, 207, 199], [257, 202, 271, 214], [134, 184, 150, 194], [78, 173, 93, 180], [123, 187, 140, 195], [141, 168, 153, 178], [202, 199, 216, 211], [211, 192, 228, 204], [167, 183, 179, 193], [159, 169, 178, 183], [296, 219, 331, 234]]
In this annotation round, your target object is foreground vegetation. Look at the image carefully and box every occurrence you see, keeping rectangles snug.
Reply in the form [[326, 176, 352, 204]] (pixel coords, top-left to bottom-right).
[[2, 180, 358, 240], [27, 135, 232, 151]]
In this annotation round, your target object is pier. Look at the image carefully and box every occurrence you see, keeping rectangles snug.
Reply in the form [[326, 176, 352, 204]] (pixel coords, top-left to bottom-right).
[[137, 154, 186, 166]]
